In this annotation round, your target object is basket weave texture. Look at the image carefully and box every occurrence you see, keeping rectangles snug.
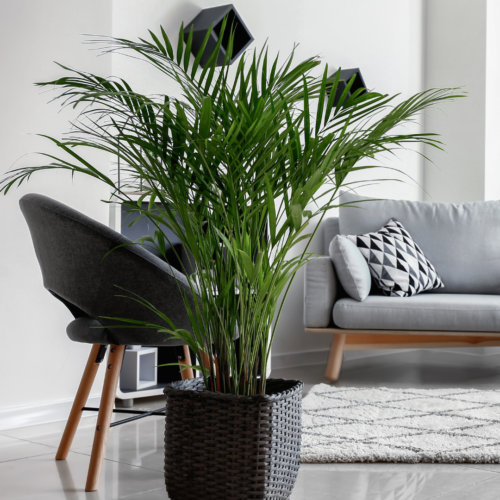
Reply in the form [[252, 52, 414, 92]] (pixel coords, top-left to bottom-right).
[[164, 377, 303, 500]]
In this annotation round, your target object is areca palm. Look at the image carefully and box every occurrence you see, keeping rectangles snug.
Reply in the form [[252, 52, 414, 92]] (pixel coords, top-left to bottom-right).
[[1, 20, 462, 395]]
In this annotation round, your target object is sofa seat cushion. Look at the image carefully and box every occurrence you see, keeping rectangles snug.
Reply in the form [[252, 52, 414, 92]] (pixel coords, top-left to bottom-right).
[[333, 294, 500, 332]]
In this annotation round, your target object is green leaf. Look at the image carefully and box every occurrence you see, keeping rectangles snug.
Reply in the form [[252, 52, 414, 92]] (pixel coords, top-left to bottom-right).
[[148, 30, 166, 55], [316, 65, 328, 134], [291, 204, 302, 231], [184, 25, 194, 72], [264, 174, 276, 242], [253, 251, 264, 281], [176, 23, 184, 65], [325, 68, 341, 124], [303, 76, 310, 145], [215, 277, 235, 307], [158, 362, 208, 374], [237, 249, 254, 282], [160, 26, 174, 59], [191, 23, 213, 77], [200, 96, 212, 139]]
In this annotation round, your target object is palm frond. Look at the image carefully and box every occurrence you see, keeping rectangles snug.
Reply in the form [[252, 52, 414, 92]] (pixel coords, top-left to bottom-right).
[[1, 20, 463, 395]]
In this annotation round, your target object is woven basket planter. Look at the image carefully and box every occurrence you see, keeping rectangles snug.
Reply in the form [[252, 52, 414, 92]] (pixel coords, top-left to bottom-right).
[[164, 377, 303, 500]]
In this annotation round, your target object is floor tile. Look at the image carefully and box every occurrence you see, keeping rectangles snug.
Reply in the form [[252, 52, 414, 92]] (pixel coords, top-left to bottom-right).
[[430, 475, 500, 499], [290, 463, 498, 500], [0, 451, 165, 500], [73, 418, 166, 472], [1, 417, 99, 450], [1, 398, 166, 451], [0, 435, 55, 463], [109, 488, 167, 500], [458, 463, 500, 474]]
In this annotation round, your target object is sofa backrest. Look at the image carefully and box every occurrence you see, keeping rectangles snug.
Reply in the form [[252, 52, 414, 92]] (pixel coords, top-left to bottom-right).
[[335, 191, 500, 295]]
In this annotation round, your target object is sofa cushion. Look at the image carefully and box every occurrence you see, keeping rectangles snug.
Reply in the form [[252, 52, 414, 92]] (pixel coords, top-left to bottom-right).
[[346, 219, 444, 297], [339, 191, 500, 295], [334, 294, 500, 332], [329, 235, 371, 301]]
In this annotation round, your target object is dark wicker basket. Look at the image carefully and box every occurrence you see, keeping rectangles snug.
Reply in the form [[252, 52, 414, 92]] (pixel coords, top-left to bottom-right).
[[164, 378, 303, 500]]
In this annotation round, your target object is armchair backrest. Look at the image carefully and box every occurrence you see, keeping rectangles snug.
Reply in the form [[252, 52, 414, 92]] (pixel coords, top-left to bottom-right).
[[20, 193, 195, 338]]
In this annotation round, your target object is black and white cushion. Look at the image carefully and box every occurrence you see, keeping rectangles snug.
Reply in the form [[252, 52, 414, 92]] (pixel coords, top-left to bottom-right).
[[346, 219, 444, 297]]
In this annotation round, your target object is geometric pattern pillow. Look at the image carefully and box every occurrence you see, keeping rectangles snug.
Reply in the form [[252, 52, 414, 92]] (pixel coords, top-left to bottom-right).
[[346, 219, 444, 297]]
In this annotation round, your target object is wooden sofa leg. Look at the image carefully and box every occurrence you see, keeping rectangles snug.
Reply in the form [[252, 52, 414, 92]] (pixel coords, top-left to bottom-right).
[[56, 344, 103, 461], [325, 334, 346, 382], [179, 345, 194, 380], [85, 345, 125, 492]]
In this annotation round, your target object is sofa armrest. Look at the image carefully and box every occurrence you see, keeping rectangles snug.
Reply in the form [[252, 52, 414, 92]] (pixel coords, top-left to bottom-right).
[[303, 256, 339, 328]]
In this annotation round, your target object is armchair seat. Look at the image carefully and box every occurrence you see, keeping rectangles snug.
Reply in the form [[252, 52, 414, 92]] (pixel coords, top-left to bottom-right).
[[334, 294, 500, 332], [66, 316, 184, 346], [66, 317, 111, 345]]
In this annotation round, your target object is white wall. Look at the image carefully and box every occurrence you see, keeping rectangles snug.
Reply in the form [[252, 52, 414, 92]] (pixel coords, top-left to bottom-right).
[[0, 1, 112, 422], [485, 0, 500, 201], [423, 0, 500, 203], [423, 0, 487, 203]]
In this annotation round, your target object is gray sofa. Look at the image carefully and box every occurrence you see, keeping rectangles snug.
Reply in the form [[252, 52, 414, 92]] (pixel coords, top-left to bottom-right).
[[304, 191, 500, 381]]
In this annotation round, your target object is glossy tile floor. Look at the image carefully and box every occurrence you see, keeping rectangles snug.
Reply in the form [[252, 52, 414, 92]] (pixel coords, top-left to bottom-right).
[[2, 349, 500, 499]]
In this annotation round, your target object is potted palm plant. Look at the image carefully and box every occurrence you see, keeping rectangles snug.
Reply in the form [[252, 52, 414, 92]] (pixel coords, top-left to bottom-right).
[[1, 18, 460, 499]]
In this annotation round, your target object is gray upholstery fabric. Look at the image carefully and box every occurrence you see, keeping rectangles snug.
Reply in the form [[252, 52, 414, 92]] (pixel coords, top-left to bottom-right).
[[66, 317, 112, 345], [66, 316, 187, 346], [329, 235, 371, 301], [334, 294, 500, 332], [303, 257, 338, 328], [20, 193, 197, 346], [323, 217, 340, 256], [339, 191, 500, 295], [303, 217, 345, 327]]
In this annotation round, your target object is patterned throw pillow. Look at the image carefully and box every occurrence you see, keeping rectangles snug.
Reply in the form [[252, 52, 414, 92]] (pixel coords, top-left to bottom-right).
[[346, 219, 444, 297]]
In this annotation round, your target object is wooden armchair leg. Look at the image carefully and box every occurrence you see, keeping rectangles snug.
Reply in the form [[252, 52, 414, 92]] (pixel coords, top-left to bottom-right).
[[325, 333, 346, 382], [85, 345, 125, 492], [56, 344, 104, 460], [179, 345, 194, 380]]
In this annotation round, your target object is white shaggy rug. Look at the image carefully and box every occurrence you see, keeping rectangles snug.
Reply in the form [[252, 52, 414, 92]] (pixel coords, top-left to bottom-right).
[[301, 384, 500, 463]]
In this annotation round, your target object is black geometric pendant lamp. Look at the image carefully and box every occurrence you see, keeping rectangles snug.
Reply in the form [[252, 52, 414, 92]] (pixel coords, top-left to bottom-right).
[[184, 4, 254, 67], [328, 68, 367, 106]]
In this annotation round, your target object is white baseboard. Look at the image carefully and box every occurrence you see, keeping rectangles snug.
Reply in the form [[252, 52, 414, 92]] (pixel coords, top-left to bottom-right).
[[0, 395, 101, 432]]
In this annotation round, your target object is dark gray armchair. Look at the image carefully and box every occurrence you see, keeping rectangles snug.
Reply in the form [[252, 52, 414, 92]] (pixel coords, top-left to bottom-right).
[[20, 193, 195, 491]]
